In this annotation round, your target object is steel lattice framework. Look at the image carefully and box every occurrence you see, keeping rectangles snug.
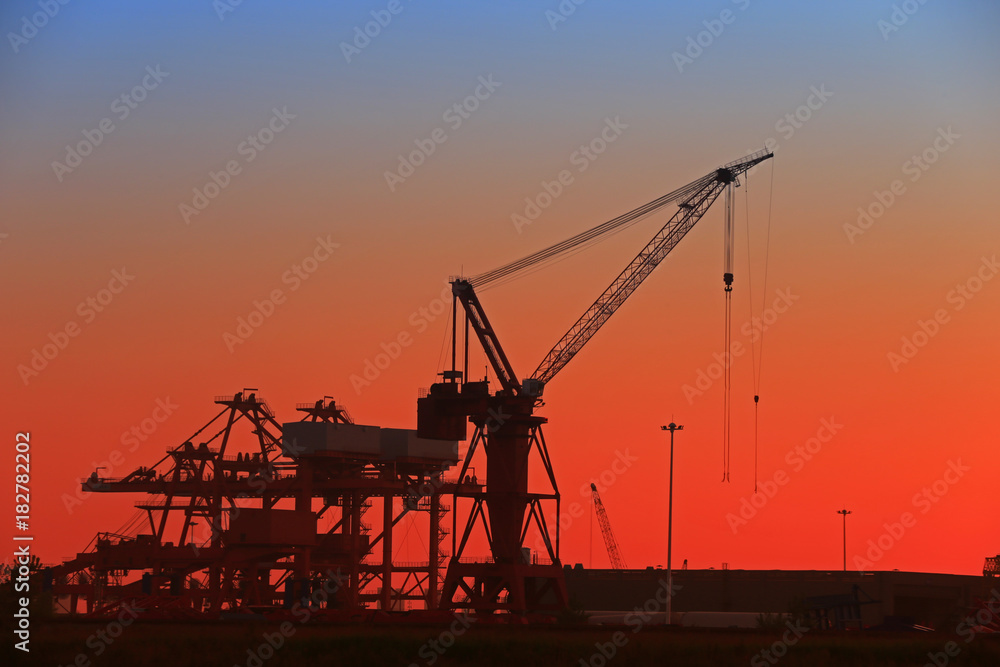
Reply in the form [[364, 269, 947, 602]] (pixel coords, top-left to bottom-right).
[[47, 392, 458, 619], [421, 150, 773, 615]]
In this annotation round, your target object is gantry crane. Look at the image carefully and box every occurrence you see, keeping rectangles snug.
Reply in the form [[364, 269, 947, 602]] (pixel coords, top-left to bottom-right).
[[418, 149, 773, 615], [590, 483, 627, 571], [48, 393, 458, 618]]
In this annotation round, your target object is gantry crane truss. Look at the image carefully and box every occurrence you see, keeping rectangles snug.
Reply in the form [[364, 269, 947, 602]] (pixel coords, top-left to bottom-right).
[[419, 150, 773, 615], [48, 392, 458, 619]]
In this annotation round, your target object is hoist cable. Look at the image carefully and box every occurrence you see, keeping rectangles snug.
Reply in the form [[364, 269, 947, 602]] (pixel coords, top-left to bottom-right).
[[758, 160, 776, 392], [722, 289, 732, 483], [743, 180, 759, 493]]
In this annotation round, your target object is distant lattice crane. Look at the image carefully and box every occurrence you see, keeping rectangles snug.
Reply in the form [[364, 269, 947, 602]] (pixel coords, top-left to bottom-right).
[[590, 483, 628, 570]]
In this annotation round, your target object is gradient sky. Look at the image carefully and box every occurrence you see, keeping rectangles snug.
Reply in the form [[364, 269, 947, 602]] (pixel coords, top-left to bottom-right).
[[2, 1, 999, 576]]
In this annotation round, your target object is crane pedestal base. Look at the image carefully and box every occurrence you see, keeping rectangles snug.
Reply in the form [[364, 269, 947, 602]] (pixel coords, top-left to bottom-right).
[[439, 559, 568, 615]]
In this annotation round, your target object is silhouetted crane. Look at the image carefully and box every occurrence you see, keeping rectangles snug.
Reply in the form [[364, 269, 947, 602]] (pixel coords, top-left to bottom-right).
[[591, 483, 627, 570], [421, 149, 774, 613]]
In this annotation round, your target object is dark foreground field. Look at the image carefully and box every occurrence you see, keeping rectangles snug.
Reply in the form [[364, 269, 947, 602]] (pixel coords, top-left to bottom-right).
[[9, 621, 1000, 667]]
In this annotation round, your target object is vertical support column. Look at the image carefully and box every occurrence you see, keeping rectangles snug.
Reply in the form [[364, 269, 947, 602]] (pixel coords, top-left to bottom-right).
[[381, 492, 392, 610], [350, 491, 362, 608], [295, 461, 313, 583], [208, 566, 220, 612], [554, 495, 561, 560], [485, 408, 532, 563], [341, 493, 354, 608], [429, 492, 440, 609]]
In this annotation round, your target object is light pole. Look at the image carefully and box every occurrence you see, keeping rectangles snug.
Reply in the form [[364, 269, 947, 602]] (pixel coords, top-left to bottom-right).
[[837, 509, 852, 571], [660, 422, 683, 625]]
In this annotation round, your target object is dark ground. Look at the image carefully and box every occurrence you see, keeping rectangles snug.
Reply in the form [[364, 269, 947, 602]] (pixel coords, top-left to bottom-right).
[[6, 621, 1000, 667]]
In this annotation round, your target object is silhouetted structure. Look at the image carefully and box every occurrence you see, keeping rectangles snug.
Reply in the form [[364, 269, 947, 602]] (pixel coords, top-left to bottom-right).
[[46, 392, 459, 618]]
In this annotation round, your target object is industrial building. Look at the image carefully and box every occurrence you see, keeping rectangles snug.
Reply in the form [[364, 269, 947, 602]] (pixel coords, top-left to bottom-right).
[[565, 567, 999, 630]]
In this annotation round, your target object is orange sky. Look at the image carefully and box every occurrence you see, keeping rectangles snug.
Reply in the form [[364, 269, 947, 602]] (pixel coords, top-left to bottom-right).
[[2, 1, 998, 576]]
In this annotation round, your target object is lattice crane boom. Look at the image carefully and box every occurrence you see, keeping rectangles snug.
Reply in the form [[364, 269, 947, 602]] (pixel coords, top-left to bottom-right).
[[429, 148, 773, 613], [530, 149, 773, 388], [591, 483, 627, 570]]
